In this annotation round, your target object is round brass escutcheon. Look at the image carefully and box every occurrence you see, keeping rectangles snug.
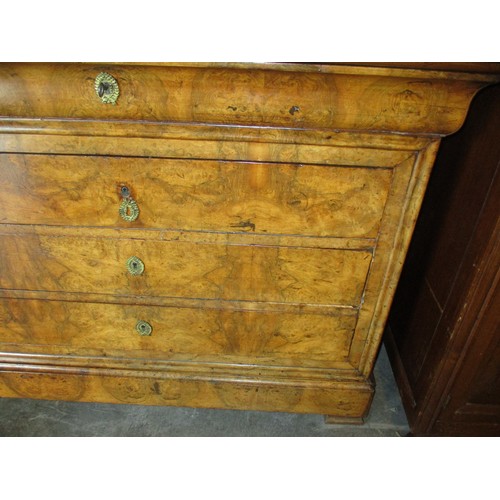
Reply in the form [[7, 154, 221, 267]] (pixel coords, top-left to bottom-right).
[[136, 320, 152, 336], [119, 197, 140, 222], [126, 256, 145, 276], [94, 72, 120, 105]]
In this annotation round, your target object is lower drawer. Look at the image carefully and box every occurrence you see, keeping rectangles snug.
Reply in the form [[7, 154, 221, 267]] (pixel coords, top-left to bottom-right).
[[0, 230, 372, 306], [0, 298, 356, 368]]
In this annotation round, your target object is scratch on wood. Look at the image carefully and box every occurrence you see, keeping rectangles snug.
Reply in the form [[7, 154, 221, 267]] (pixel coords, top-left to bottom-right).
[[230, 220, 255, 232]]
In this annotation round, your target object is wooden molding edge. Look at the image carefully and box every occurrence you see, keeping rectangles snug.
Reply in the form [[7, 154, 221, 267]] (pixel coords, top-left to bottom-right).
[[0, 363, 374, 417]]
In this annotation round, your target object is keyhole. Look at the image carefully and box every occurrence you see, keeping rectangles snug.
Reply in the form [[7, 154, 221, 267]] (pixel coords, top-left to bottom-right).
[[135, 319, 151, 336], [99, 82, 110, 98], [121, 186, 130, 198]]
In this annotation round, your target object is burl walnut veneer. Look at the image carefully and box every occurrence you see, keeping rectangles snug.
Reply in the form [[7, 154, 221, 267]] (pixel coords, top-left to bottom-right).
[[0, 63, 497, 423]]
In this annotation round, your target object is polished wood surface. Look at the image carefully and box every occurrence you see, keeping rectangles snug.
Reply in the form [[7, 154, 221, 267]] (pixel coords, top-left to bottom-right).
[[0, 298, 356, 368], [0, 153, 392, 238], [0, 366, 374, 416], [0, 63, 497, 421], [0, 226, 372, 306], [0, 63, 494, 134]]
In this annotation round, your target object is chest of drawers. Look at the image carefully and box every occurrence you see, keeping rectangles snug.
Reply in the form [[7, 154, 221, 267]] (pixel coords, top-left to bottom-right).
[[0, 63, 496, 423]]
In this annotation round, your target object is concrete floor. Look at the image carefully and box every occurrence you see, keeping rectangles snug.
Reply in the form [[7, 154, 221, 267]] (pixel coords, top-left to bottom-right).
[[0, 344, 409, 436]]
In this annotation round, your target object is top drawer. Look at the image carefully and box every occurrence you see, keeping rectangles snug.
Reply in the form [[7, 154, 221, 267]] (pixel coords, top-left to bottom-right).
[[0, 63, 485, 134]]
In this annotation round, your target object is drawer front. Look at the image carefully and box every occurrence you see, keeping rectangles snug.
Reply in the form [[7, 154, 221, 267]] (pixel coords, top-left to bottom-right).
[[0, 299, 355, 367], [0, 154, 392, 238], [0, 231, 372, 306], [0, 63, 481, 134], [0, 64, 338, 126]]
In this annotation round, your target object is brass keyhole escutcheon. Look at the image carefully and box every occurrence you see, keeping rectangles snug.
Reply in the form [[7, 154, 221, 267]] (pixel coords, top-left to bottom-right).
[[126, 256, 145, 276], [119, 197, 140, 222], [136, 320, 152, 336], [119, 184, 139, 222], [94, 72, 120, 105]]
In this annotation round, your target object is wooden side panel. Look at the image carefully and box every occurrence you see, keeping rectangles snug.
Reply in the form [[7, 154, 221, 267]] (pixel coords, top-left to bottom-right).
[[0, 228, 372, 307], [0, 298, 356, 368], [434, 270, 500, 434], [349, 143, 441, 374], [386, 83, 500, 435], [0, 154, 393, 238]]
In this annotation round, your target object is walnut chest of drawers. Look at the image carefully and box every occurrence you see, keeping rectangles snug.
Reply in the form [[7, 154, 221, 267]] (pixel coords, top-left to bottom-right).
[[0, 63, 496, 423]]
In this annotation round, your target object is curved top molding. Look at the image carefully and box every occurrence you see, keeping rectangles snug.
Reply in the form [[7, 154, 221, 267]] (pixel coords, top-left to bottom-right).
[[1, 63, 498, 136]]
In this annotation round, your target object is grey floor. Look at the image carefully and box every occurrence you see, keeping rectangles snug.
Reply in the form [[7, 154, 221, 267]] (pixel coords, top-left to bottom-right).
[[0, 344, 409, 436]]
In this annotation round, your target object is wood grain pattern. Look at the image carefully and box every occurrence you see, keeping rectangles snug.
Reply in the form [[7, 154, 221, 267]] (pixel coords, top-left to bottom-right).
[[0, 298, 356, 368], [0, 132, 414, 168], [0, 349, 357, 378], [0, 63, 496, 421], [0, 364, 374, 417], [0, 117, 434, 151], [0, 288, 361, 317], [351, 143, 441, 375], [0, 63, 489, 134], [0, 227, 372, 306], [0, 224, 375, 252], [0, 153, 393, 238]]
